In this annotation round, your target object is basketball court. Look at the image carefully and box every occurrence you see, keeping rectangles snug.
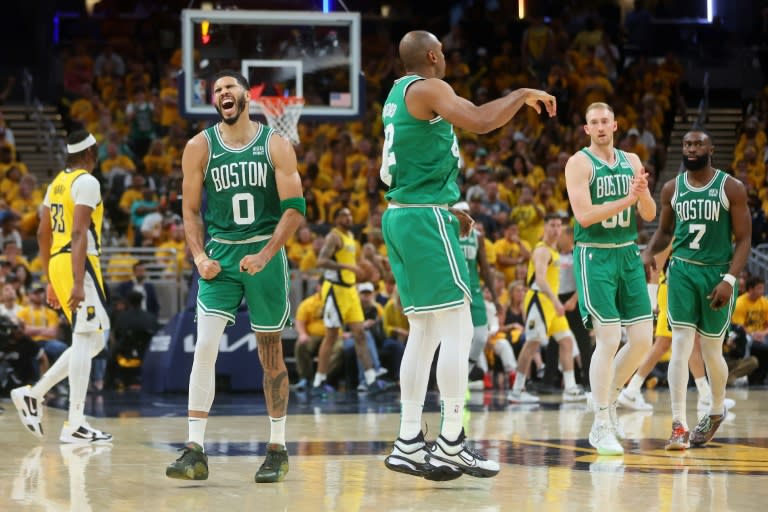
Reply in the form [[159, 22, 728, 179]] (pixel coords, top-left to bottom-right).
[[1, 388, 767, 510]]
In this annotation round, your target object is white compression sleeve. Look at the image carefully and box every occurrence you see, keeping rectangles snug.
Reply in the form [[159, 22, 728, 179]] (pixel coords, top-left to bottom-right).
[[611, 320, 653, 401], [188, 312, 227, 413], [669, 326, 696, 429], [398, 312, 439, 439]]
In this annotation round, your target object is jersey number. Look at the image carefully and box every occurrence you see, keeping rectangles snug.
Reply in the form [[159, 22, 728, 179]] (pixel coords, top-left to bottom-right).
[[688, 223, 706, 249], [51, 203, 66, 233], [379, 124, 461, 186], [601, 208, 632, 229], [232, 193, 255, 225]]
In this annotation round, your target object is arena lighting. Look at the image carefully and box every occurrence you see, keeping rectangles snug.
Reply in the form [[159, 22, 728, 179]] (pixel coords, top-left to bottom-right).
[[519, 0, 525, 19], [707, 0, 713, 22], [323, 0, 331, 13]]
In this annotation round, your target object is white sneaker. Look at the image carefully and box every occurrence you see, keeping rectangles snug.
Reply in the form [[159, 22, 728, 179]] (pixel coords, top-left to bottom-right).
[[508, 390, 541, 404], [426, 428, 500, 478], [617, 389, 653, 411], [384, 431, 462, 481], [11, 386, 44, 438], [589, 422, 624, 455], [609, 402, 626, 440], [697, 396, 736, 412], [59, 422, 113, 444], [563, 386, 587, 402]]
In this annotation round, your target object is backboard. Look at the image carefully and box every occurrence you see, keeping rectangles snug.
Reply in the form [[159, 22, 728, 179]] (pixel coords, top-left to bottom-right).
[[180, 9, 362, 121]]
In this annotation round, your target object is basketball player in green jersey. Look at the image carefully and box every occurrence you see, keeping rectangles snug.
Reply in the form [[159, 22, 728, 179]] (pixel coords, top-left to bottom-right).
[[453, 202, 501, 384], [166, 70, 305, 482], [380, 30, 555, 480], [642, 130, 750, 449], [565, 102, 656, 455]]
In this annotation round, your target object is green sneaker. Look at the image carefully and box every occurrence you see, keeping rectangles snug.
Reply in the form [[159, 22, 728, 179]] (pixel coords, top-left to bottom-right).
[[255, 443, 289, 483], [166, 442, 209, 480]]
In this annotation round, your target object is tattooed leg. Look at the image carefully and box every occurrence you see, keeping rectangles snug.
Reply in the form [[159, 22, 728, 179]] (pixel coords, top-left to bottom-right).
[[257, 331, 289, 418]]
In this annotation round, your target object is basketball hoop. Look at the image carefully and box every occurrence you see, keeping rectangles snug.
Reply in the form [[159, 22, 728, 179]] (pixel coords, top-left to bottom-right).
[[255, 96, 305, 145]]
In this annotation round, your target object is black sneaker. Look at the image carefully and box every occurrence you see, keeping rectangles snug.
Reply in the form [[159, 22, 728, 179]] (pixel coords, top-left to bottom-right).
[[426, 428, 500, 478], [166, 442, 209, 480], [310, 382, 335, 399], [255, 443, 289, 483], [365, 379, 397, 396], [384, 431, 462, 481]]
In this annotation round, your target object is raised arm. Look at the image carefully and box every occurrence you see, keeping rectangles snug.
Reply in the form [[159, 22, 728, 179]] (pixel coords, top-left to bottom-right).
[[407, 79, 556, 134], [565, 151, 637, 228]]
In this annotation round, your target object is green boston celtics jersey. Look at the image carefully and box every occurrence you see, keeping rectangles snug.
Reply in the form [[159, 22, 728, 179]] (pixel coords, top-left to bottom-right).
[[671, 169, 732, 265], [202, 123, 281, 241], [381, 75, 461, 205], [574, 148, 638, 244], [459, 229, 482, 289]]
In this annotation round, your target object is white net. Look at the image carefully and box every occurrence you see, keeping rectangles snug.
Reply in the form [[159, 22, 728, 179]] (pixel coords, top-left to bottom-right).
[[256, 96, 304, 145]]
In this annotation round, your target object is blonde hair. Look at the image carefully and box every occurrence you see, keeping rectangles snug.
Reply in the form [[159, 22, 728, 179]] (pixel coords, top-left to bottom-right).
[[585, 102, 614, 118]]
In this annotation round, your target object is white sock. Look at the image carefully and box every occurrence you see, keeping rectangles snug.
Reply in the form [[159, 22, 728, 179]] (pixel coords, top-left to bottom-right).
[[269, 416, 286, 446], [627, 373, 645, 395], [669, 326, 696, 430], [364, 368, 377, 386], [590, 321, 622, 422], [440, 396, 465, 441], [67, 332, 101, 427], [313, 372, 327, 388], [699, 334, 729, 415], [188, 312, 227, 412], [399, 400, 423, 440], [188, 417, 207, 448], [695, 376, 711, 401], [563, 369, 576, 390]]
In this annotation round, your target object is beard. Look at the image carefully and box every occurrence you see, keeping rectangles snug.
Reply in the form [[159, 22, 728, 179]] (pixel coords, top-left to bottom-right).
[[682, 153, 709, 171], [216, 94, 247, 125]]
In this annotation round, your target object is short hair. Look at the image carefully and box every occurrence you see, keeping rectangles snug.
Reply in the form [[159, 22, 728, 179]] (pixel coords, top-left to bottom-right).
[[746, 275, 764, 291], [585, 102, 614, 117], [65, 129, 96, 165], [544, 212, 564, 223], [211, 69, 250, 90]]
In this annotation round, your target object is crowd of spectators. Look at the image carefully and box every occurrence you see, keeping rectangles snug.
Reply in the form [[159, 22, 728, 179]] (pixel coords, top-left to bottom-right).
[[1, 1, 767, 394]]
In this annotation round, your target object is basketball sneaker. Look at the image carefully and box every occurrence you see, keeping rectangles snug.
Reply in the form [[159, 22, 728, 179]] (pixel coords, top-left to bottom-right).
[[426, 428, 500, 478], [166, 442, 208, 480], [617, 389, 653, 411], [690, 411, 727, 447], [588, 421, 624, 455], [384, 431, 462, 481], [59, 422, 113, 444], [562, 385, 587, 402], [664, 421, 690, 450], [11, 386, 44, 438], [255, 443, 289, 483], [507, 390, 540, 404], [365, 379, 397, 396], [310, 382, 335, 399]]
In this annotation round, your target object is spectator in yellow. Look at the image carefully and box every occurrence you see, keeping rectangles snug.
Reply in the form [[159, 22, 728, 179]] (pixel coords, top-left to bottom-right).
[[731, 276, 768, 385], [143, 139, 173, 177], [156, 222, 189, 274], [292, 281, 331, 391], [17, 283, 69, 364], [299, 235, 325, 273], [287, 225, 315, 269], [0, 164, 24, 203], [159, 69, 182, 132], [1, 239, 30, 271], [493, 223, 532, 285], [734, 117, 766, 160], [509, 184, 545, 247]]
